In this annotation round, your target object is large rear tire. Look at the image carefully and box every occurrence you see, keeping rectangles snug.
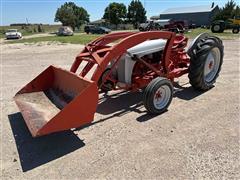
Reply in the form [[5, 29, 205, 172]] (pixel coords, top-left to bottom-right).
[[143, 77, 173, 114], [211, 24, 224, 33], [188, 36, 224, 90]]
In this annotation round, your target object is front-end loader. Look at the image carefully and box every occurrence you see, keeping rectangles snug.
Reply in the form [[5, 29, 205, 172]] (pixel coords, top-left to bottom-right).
[[14, 31, 224, 137]]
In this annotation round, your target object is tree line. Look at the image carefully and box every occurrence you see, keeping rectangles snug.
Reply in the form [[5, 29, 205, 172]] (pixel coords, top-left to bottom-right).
[[55, 0, 146, 30], [55, 0, 240, 30], [214, 0, 240, 21]]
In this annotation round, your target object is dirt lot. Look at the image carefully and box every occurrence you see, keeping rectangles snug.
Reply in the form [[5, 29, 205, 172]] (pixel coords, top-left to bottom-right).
[[1, 39, 239, 179]]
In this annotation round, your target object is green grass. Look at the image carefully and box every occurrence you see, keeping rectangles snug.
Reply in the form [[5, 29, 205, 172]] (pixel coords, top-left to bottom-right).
[[0, 24, 89, 38], [7, 34, 101, 44], [185, 28, 240, 40], [0, 24, 62, 39], [0, 30, 32, 38], [5, 28, 240, 45]]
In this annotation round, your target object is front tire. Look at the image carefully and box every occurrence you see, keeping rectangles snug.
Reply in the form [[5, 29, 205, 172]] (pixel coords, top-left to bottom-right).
[[188, 36, 224, 90], [143, 77, 173, 114], [232, 27, 239, 34], [98, 68, 115, 92]]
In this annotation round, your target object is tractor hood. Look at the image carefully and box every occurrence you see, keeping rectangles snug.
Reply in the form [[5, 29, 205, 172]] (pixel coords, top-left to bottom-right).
[[116, 39, 167, 85], [127, 39, 167, 57]]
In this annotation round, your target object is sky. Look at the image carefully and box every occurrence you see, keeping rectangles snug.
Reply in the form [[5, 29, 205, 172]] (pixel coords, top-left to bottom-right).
[[0, 0, 233, 26]]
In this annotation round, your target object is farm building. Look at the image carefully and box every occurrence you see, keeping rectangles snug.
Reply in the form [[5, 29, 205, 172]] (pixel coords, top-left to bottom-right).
[[159, 3, 220, 27]]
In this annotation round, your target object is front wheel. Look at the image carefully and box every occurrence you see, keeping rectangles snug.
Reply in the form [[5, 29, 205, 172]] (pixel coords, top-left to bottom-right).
[[98, 68, 115, 92], [143, 77, 173, 114], [232, 27, 239, 34]]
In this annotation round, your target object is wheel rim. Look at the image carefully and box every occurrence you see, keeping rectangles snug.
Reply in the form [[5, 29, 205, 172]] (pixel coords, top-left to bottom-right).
[[204, 47, 221, 83], [153, 85, 171, 110], [213, 25, 220, 32]]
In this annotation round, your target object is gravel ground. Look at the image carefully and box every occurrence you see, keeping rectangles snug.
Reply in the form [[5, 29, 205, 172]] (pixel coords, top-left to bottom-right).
[[0, 39, 239, 179]]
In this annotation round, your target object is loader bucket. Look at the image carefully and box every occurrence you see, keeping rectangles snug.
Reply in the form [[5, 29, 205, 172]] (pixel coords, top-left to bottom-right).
[[14, 66, 98, 137]]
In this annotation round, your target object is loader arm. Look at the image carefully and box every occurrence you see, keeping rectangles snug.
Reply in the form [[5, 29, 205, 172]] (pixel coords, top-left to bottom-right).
[[70, 31, 176, 82]]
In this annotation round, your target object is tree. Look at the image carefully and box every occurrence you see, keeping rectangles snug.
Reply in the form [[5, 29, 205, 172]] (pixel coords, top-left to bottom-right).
[[214, 0, 239, 21], [233, 5, 240, 17], [55, 2, 89, 30], [127, 0, 147, 28], [103, 2, 127, 27]]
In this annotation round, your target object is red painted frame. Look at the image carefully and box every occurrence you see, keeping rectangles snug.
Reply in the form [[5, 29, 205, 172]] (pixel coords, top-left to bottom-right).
[[70, 31, 190, 90]]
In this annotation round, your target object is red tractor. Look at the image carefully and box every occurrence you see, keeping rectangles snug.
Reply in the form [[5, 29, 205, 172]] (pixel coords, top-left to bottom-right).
[[139, 19, 188, 33], [14, 31, 224, 137]]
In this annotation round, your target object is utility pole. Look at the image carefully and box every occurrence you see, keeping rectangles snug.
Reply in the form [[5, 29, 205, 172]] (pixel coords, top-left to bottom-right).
[[26, 18, 29, 25]]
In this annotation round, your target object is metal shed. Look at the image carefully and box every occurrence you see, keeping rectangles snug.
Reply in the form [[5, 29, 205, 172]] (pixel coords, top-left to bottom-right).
[[159, 4, 220, 27]]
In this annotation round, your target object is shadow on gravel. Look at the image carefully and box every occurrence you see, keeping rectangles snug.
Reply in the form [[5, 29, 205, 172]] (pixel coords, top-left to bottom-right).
[[95, 85, 205, 123], [8, 113, 85, 172], [97, 91, 143, 115], [8, 84, 205, 172], [97, 84, 205, 114], [75, 91, 145, 131], [77, 86, 205, 129], [173, 85, 206, 100], [136, 113, 159, 122]]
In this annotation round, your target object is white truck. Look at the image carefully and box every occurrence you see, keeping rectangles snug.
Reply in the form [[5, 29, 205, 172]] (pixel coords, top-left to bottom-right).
[[5, 29, 22, 39]]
